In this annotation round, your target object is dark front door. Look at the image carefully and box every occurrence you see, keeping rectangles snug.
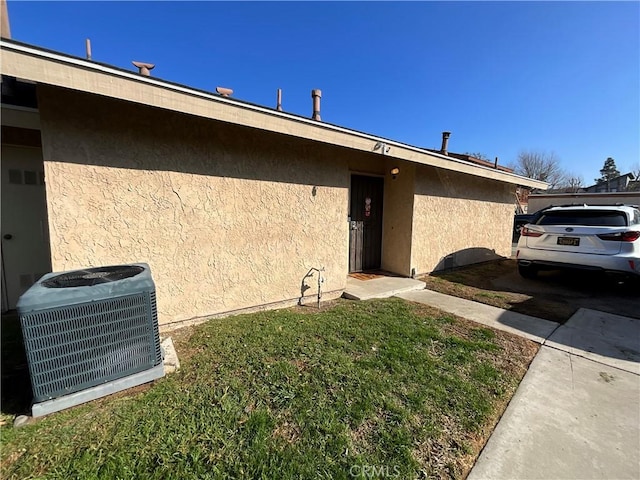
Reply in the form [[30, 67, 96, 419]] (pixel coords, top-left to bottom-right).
[[349, 175, 384, 272]]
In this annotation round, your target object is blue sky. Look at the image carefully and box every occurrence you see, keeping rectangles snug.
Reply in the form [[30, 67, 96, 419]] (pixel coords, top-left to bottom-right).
[[6, 1, 640, 184]]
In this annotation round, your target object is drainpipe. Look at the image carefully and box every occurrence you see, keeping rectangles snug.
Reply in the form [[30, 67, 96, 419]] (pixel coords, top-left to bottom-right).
[[440, 131, 451, 155], [311, 89, 321, 121]]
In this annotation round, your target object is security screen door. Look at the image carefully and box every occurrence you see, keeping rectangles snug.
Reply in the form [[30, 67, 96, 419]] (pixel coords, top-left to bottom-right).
[[349, 175, 384, 272]]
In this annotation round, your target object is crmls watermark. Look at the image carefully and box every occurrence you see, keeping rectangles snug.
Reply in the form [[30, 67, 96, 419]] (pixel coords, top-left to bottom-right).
[[349, 464, 400, 478]]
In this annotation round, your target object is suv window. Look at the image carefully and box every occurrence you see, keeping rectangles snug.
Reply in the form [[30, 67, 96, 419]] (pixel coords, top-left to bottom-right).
[[632, 209, 640, 225], [537, 210, 628, 227]]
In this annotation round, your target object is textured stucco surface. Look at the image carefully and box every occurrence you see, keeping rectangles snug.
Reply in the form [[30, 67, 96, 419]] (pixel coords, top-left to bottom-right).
[[37, 87, 352, 325], [382, 159, 415, 276], [411, 166, 514, 274], [34, 85, 521, 324]]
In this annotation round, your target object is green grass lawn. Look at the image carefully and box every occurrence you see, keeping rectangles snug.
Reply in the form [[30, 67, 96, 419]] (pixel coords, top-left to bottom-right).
[[1, 298, 537, 479]]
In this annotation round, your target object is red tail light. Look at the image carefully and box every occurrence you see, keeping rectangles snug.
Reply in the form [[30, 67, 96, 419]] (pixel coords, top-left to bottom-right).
[[521, 227, 542, 237], [597, 231, 640, 242]]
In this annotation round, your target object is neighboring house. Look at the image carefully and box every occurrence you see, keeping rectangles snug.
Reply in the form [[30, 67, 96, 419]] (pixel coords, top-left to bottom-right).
[[528, 192, 640, 213], [515, 187, 530, 214], [583, 173, 636, 193], [0, 38, 545, 327], [519, 173, 640, 214]]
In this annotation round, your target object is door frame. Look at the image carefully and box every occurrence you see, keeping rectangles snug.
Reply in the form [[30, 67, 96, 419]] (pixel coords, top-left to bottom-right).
[[348, 172, 385, 273], [2, 100, 48, 311]]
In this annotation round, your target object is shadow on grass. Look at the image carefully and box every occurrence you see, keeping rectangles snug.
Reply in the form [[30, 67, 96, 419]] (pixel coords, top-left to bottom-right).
[[426, 258, 640, 323], [1, 311, 33, 415]]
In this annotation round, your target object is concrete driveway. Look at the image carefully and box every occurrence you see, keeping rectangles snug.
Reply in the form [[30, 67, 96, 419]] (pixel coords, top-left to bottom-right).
[[508, 242, 639, 319], [494, 268, 639, 320], [468, 307, 640, 480], [398, 289, 640, 480], [468, 345, 639, 479]]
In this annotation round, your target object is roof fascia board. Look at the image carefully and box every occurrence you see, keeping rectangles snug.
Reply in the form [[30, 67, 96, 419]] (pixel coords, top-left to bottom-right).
[[0, 40, 547, 190]]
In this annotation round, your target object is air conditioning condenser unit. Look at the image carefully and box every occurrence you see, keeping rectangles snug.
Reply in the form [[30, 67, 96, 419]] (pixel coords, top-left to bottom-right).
[[17, 263, 165, 417]]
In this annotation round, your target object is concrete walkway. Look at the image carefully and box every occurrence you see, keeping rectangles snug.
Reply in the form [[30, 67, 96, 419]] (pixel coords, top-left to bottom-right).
[[397, 289, 557, 344], [395, 289, 640, 480], [343, 275, 425, 301]]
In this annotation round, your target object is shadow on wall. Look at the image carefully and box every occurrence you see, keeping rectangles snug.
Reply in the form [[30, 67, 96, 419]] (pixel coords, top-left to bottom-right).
[[434, 248, 506, 272], [414, 164, 513, 203], [1, 312, 32, 416], [36, 86, 363, 189], [299, 267, 325, 307]]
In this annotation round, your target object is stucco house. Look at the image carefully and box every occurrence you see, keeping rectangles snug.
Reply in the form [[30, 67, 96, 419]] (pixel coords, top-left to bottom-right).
[[0, 38, 545, 327], [583, 173, 637, 193]]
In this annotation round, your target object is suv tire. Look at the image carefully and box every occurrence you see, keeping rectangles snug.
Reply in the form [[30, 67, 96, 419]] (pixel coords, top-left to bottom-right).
[[518, 264, 538, 279]]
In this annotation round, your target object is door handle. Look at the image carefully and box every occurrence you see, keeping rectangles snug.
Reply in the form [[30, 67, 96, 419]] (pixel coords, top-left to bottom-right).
[[3, 234, 12, 240], [350, 221, 357, 230]]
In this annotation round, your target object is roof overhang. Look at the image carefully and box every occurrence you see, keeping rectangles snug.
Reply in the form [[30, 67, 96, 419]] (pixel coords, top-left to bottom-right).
[[1, 39, 547, 190]]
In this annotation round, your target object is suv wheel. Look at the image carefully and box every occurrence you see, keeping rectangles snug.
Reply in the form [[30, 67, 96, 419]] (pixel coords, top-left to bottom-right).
[[518, 264, 538, 279]]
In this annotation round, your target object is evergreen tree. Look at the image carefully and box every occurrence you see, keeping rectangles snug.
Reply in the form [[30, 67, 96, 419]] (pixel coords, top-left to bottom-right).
[[594, 157, 620, 185]]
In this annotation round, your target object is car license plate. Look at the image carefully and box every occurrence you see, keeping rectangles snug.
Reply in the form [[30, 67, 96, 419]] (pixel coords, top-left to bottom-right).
[[557, 236, 580, 246]]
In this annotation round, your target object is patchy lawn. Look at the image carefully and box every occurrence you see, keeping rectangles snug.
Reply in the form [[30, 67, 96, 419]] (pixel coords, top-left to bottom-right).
[[1, 298, 537, 479], [420, 260, 576, 323]]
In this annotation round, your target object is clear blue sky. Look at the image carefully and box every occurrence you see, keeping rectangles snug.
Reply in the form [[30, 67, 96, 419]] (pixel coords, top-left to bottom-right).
[[6, 1, 640, 184]]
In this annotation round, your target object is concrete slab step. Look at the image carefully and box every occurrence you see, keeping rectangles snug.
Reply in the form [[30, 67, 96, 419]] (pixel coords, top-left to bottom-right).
[[343, 276, 425, 301]]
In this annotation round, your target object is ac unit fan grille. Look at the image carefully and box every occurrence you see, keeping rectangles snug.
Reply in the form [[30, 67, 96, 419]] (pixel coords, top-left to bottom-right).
[[42, 265, 144, 288], [20, 292, 162, 402]]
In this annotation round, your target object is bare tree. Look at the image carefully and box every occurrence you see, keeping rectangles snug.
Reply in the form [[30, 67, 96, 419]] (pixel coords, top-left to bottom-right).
[[510, 150, 569, 189], [464, 152, 490, 161], [564, 175, 583, 193]]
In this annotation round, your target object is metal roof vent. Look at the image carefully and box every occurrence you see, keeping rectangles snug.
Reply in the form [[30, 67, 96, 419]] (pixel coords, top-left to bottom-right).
[[132, 61, 155, 76], [311, 89, 321, 121], [216, 87, 233, 97], [440, 131, 451, 155], [17, 263, 164, 417]]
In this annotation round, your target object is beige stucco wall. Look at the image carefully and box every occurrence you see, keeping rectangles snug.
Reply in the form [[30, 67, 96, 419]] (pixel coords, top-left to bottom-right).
[[381, 160, 415, 276], [411, 166, 514, 274], [32, 84, 526, 324], [37, 86, 356, 325]]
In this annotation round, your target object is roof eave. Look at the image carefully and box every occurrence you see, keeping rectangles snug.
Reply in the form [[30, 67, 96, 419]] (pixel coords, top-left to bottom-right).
[[0, 39, 547, 190]]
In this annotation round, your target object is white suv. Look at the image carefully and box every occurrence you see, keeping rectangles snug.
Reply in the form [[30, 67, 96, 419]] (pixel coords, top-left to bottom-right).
[[516, 204, 640, 279]]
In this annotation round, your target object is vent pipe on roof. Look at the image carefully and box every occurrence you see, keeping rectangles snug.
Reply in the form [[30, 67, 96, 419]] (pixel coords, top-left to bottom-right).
[[440, 131, 451, 155], [85, 39, 92, 60], [494, 157, 499, 169], [132, 61, 155, 76], [1, 0, 11, 39], [276, 88, 283, 111], [311, 89, 321, 121], [216, 87, 233, 97]]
